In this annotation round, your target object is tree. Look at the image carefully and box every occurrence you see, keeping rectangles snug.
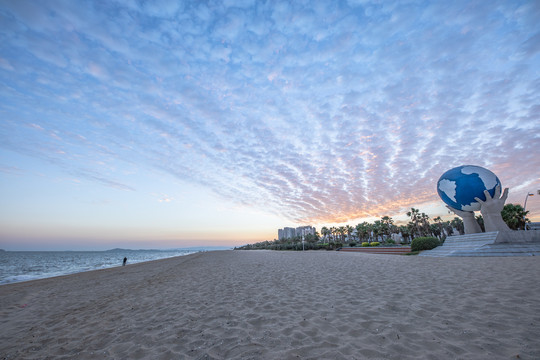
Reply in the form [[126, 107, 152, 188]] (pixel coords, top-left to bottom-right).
[[380, 216, 394, 238], [407, 208, 421, 237], [501, 204, 529, 230], [419, 212, 431, 237], [430, 223, 441, 238], [372, 220, 383, 241], [321, 227, 330, 242], [433, 216, 444, 238], [356, 222, 371, 242], [450, 217, 464, 235], [443, 221, 454, 236], [406, 208, 432, 238], [399, 225, 411, 243], [337, 226, 346, 243], [476, 215, 485, 232], [330, 227, 338, 243], [346, 225, 355, 242]]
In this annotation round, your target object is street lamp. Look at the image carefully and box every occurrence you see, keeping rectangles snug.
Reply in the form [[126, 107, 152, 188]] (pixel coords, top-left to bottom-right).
[[523, 192, 535, 230]]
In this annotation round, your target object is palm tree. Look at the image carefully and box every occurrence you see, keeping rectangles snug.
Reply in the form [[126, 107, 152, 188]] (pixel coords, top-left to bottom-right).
[[475, 215, 485, 232], [433, 216, 444, 236], [373, 220, 387, 242], [304, 233, 317, 245], [501, 204, 529, 230], [346, 225, 354, 242], [443, 221, 454, 236], [450, 217, 464, 235], [367, 222, 374, 242], [355, 222, 370, 243], [380, 216, 394, 240], [330, 227, 337, 243], [337, 226, 346, 243], [430, 223, 441, 238], [407, 208, 421, 238], [399, 225, 411, 243], [420, 212, 431, 237], [321, 227, 330, 242]]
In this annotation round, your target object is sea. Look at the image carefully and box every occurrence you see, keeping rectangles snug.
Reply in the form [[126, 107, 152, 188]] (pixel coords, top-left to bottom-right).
[[0, 248, 213, 285]]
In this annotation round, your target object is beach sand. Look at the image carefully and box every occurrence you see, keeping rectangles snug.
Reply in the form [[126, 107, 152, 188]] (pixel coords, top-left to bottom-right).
[[1, 250, 539, 359]]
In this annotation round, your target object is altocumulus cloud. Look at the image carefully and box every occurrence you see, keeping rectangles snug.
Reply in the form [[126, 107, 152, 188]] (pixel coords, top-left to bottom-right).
[[0, 0, 539, 223]]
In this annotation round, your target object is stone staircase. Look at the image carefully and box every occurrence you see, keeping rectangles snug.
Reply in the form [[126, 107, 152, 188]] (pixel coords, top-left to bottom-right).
[[420, 231, 540, 257]]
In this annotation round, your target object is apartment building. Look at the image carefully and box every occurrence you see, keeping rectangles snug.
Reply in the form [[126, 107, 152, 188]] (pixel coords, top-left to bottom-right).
[[278, 226, 316, 240]]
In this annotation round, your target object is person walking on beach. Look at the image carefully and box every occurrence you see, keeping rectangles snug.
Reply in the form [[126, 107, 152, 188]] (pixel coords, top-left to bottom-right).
[[123, 257, 127, 266]]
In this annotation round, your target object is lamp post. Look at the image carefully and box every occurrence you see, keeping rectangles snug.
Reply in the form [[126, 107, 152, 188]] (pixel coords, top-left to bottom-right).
[[523, 192, 534, 230]]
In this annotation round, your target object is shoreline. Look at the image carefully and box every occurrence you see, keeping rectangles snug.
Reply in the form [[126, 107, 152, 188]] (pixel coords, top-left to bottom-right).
[[1, 250, 539, 359], [0, 250, 202, 286]]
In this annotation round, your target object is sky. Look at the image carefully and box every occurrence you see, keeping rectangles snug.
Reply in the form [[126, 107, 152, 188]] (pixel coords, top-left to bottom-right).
[[0, 0, 539, 250]]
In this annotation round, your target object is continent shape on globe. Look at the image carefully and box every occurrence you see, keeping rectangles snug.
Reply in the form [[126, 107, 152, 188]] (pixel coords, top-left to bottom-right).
[[437, 165, 501, 211]]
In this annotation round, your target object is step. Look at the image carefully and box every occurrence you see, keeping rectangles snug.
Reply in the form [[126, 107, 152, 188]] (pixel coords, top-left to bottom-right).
[[420, 231, 540, 257], [443, 232, 499, 244]]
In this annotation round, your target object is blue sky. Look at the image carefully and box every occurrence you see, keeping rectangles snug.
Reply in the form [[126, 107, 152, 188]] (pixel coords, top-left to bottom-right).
[[1, 0, 539, 250]]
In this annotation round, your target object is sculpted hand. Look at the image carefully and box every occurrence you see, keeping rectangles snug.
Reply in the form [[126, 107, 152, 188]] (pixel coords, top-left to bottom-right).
[[446, 205, 475, 218], [446, 205, 482, 234], [475, 185, 511, 232], [474, 185, 508, 215]]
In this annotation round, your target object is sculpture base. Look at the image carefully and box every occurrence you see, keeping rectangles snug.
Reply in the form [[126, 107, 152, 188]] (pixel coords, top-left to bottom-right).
[[494, 230, 540, 243], [420, 231, 540, 257]]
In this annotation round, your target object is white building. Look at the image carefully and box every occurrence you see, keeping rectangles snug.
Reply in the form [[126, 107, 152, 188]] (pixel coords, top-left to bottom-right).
[[278, 226, 316, 240], [296, 226, 315, 237]]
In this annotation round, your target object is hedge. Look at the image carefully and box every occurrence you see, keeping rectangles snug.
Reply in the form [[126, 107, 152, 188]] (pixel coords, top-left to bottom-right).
[[411, 237, 440, 252]]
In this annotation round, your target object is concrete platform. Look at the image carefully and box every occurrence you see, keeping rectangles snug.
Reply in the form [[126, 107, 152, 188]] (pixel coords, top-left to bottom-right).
[[420, 231, 540, 257]]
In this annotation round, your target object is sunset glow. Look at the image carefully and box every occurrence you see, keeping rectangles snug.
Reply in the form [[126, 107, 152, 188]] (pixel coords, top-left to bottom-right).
[[1, 1, 539, 250]]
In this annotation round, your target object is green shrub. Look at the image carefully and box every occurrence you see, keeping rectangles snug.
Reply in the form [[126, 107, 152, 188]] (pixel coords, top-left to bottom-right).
[[370, 242, 380, 246], [411, 237, 440, 252], [361, 242, 370, 247], [349, 242, 357, 247], [385, 239, 395, 244]]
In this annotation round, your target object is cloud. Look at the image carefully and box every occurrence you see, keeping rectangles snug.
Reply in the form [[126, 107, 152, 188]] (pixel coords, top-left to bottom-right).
[[1, 0, 539, 224], [152, 193, 173, 203], [0, 57, 14, 71], [0, 164, 24, 175]]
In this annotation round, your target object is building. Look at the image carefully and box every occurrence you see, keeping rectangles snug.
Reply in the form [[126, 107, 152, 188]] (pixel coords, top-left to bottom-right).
[[283, 227, 296, 239], [278, 227, 294, 240], [278, 226, 316, 240], [295, 226, 315, 237]]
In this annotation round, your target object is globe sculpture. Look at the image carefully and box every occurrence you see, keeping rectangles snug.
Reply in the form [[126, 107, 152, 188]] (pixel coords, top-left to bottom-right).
[[437, 165, 501, 212]]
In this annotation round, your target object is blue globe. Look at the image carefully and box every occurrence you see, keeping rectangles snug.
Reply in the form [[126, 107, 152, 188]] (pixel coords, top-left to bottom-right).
[[437, 165, 501, 211]]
